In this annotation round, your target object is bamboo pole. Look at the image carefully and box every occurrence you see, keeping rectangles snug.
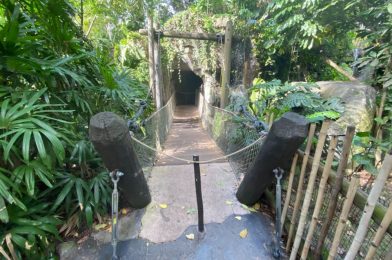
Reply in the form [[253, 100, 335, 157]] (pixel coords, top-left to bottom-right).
[[301, 135, 339, 259], [289, 121, 331, 260], [286, 124, 317, 250], [314, 126, 356, 258], [281, 153, 299, 228], [375, 89, 387, 168], [345, 151, 392, 260], [268, 113, 275, 127], [328, 175, 360, 260], [298, 150, 392, 235], [365, 201, 392, 260], [220, 20, 233, 108]]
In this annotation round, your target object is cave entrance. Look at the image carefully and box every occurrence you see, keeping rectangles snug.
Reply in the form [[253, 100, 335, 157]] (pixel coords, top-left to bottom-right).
[[173, 69, 203, 106]]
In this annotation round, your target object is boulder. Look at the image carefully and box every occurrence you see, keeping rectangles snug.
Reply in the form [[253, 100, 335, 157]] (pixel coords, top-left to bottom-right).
[[316, 81, 376, 135]]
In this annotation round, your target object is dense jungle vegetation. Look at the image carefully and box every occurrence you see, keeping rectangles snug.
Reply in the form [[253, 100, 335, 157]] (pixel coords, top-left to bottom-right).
[[0, 0, 391, 258]]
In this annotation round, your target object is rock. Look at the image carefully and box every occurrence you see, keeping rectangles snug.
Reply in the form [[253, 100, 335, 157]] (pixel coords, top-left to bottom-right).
[[118, 209, 145, 240], [91, 209, 145, 245], [316, 81, 376, 135], [57, 241, 77, 259], [92, 230, 111, 245]]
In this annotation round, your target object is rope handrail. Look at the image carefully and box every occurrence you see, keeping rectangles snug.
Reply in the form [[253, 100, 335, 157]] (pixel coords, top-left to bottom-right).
[[144, 94, 175, 122], [130, 132, 265, 164]]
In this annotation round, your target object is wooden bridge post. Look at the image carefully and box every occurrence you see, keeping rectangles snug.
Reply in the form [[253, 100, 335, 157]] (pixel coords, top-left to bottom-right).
[[220, 20, 233, 108], [89, 112, 151, 208], [153, 21, 163, 108], [147, 14, 157, 108], [236, 112, 309, 206]]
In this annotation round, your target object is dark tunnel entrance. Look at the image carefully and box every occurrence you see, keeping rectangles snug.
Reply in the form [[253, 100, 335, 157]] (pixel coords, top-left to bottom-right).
[[173, 69, 203, 106]]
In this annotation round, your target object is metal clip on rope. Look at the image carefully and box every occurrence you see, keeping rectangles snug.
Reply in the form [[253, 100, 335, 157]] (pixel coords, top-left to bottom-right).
[[128, 100, 147, 131], [273, 168, 284, 259], [110, 170, 123, 260], [239, 105, 269, 133]]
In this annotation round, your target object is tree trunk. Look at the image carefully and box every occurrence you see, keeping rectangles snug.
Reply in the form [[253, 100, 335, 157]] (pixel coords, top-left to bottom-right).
[[153, 21, 163, 108], [89, 112, 151, 208], [375, 89, 387, 168], [345, 151, 392, 260], [314, 126, 356, 258], [289, 120, 331, 260], [236, 112, 309, 205], [220, 20, 233, 108]]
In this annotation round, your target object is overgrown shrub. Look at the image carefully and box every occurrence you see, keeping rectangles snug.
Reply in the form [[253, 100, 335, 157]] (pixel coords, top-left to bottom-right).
[[0, 0, 147, 258]]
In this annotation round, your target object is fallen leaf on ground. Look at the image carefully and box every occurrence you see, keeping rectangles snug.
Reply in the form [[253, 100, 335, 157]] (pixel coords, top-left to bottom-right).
[[253, 203, 261, 210], [93, 223, 107, 231], [241, 204, 257, 212], [239, 229, 248, 238], [185, 233, 195, 240], [225, 200, 233, 205], [235, 216, 242, 221], [186, 208, 197, 214], [159, 203, 168, 209], [77, 236, 89, 244]]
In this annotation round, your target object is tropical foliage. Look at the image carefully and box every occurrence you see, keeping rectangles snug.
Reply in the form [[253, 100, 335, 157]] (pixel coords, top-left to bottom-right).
[[249, 79, 344, 122], [0, 0, 147, 258]]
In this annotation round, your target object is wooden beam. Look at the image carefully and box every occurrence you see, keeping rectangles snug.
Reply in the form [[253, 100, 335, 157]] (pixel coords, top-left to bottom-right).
[[236, 112, 309, 205], [325, 58, 358, 81], [89, 112, 151, 208], [220, 20, 233, 108], [139, 29, 224, 42]]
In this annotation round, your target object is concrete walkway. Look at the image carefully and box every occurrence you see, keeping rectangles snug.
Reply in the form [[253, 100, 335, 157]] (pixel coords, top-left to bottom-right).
[[62, 105, 276, 259]]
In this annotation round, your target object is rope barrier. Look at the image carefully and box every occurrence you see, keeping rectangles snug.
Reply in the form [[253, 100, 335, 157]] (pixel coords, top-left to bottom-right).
[[130, 133, 265, 165], [144, 95, 175, 122]]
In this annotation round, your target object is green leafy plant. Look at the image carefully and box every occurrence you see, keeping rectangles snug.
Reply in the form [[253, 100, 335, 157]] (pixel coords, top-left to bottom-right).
[[249, 79, 344, 121], [0, 1, 148, 257]]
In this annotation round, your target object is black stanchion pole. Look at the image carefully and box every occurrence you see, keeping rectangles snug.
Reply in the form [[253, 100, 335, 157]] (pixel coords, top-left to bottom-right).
[[193, 155, 204, 233]]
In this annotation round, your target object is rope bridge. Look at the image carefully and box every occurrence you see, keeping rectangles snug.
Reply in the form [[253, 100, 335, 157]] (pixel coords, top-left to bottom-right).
[[130, 94, 265, 179]]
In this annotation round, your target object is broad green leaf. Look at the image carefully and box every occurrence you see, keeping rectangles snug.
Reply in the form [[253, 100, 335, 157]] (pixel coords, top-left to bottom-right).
[[22, 130, 32, 161], [11, 226, 46, 236], [52, 180, 74, 210], [0, 197, 9, 223], [85, 205, 93, 227], [3, 130, 24, 162], [25, 167, 35, 196], [32, 130, 48, 164], [40, 130, 65, 162]]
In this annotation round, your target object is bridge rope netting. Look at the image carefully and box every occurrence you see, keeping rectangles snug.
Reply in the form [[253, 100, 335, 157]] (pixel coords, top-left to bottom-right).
[[130, 94, 266, 178]]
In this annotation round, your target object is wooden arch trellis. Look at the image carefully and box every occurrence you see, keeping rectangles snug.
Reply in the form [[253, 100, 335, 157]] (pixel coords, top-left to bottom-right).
[[139, 17, 233, 109]]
